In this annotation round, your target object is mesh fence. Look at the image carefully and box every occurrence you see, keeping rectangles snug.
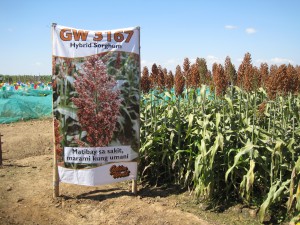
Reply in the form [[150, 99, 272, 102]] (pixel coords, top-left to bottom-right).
[[0, 86, 52, 124]]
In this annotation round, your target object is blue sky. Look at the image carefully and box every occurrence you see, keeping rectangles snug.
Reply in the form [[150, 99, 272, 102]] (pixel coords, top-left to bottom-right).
[[1, 0, 300, 75]]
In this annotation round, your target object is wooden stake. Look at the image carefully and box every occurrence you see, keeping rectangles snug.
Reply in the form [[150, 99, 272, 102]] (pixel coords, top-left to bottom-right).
[[131, 26, 141, 195], [0, 133, 3, 166], [52, 23, 59, 198], [53, 154, 59, 198], [132, 179, 137, 194]]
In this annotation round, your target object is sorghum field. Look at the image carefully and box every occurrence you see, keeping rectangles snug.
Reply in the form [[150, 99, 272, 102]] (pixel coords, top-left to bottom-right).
[[139, 53, 300, 224]]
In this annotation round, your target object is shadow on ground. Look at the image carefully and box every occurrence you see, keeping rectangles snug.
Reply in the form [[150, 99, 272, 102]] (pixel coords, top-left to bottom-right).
[[61, 184, 186, 202]]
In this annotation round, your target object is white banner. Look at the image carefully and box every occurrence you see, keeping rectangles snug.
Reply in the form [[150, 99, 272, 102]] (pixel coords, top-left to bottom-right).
[[58, 162, 138, 186], [52, 24, 140, 187], [52, 25, 139, 57]]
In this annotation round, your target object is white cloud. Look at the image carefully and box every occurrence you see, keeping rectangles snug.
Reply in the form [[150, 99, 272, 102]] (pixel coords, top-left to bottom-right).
[[35, 62, 42, 66], [254, 58, 294, 66], [141, 60, 155, 70], [237, 57, 244, 63], [225, 25, 238, 30], [142, 58, 182, 73], [245, 28, 257, 34], [270, 57, 294, 64], [141, 60, 152, 69], [206, 55, 222, 65], [163, 59, 181, 72], [256, 59, 266, 64], [166, 59, 177, 65], [204, 55, 223, 70]]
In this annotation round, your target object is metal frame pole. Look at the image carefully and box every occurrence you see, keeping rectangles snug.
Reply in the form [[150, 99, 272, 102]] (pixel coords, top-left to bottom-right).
[[0, 133, 3, 166]]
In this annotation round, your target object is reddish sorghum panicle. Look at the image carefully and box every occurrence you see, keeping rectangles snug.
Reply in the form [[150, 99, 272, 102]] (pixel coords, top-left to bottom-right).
[[183, 57, 191, 88], [213, 63, 227, 96], [224, 56, 237, 86], [157, 66, 165, 91], [71, 56, 121, 147], [175, 65, 185, 96], [190, 63, 200, 88], [237, 52, 253, 92], [150, 63, 159, 89], [259, 63, 269, 89], [165, 71, 174, 90], [141, 66, 151, 93]]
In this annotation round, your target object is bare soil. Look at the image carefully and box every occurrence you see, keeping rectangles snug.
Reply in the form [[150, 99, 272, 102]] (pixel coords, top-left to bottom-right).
[[0, 118, 260, 225]]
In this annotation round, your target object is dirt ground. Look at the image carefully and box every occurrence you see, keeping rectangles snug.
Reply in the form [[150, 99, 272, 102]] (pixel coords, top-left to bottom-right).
[[0, 118, 261, 225]]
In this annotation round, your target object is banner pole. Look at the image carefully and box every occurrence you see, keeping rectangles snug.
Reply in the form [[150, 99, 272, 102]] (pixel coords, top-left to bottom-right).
[[0, 133, 3, 166], [52, 22, 59, 198], [132, 26, 140, 195]]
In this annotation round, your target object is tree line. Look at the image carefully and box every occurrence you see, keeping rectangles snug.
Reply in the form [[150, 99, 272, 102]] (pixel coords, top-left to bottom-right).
[[0, 75, 51, 83]]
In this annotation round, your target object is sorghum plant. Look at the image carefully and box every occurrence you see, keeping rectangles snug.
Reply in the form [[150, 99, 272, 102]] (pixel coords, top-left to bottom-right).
[[259, 63, 269, 89], [190, 63, 200, 88], [141, 66, 151, 93], [183, 57, 191, 88], [196, 57, 209, 86], [165, 71, 174, 91], [174, 65, 184, 96], [224, 56, 237, 86], [237, 52, 253, 92], [213, 63, 227, 96], [157, 66, 165, 91], [150, 63, 159, 89]]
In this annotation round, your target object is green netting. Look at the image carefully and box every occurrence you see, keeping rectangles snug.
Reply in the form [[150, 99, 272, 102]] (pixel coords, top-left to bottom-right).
[[0, 89, 52, 124]]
